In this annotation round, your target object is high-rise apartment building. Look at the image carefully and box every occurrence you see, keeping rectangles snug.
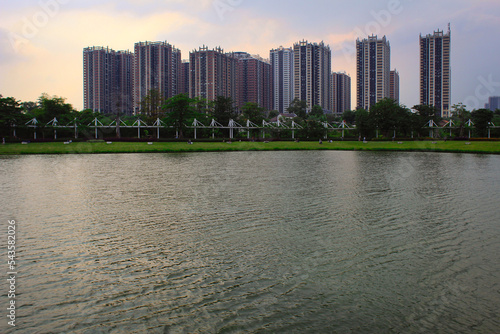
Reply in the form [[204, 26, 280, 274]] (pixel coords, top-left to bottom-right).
[[189, 46, 238, 104], [485, 96, 500, 111], [134, 41, 182, 112], [234, 52, 272, 111], [270, 46, 294, 113], [356, 35, 391, 110], [390, 69, 400, 103], [179, 60, 190, 95], [83, 46, 134, 115], [420, 26, 451, 117], [331, 72, 351, 115], [293, 41, 331, 112]]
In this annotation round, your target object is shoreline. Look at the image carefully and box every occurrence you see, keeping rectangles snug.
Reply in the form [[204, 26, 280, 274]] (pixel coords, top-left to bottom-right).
[[1, 141, 499, 155]]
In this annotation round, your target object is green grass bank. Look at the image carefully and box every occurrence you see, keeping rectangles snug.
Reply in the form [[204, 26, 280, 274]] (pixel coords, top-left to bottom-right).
[[1, 140, 499, 155]]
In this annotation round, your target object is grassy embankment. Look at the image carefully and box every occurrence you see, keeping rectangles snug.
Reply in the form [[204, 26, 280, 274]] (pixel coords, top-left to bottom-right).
[[0, 140, 499, 155]]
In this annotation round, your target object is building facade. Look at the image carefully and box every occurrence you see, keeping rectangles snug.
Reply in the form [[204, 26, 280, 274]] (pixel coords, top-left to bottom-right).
[[419, 27, 451, 117], [233, 52, 272, 111], [133, 41, 182, 112], [356, 35, 391, 110], [293, 41, 331, 112], [83, 46, 134, 115], [189, 46, 238, 104], [486, 96, 500, 111], [390, 69, 400, 103], [270, 46, 294, 113], [179, 60, 190, 95], [331, 72, 351, 115]]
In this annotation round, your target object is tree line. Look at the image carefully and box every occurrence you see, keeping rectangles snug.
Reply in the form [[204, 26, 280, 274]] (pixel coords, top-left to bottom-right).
[[1, 91, 499, 140], [347, 99, 499, 139]]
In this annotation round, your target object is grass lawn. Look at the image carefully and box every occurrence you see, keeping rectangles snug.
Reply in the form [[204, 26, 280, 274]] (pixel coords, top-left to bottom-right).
[[0, 140, 499, 155]]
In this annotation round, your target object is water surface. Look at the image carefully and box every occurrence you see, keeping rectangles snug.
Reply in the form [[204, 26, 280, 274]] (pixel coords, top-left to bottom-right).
[[1, 151, 499, 333]]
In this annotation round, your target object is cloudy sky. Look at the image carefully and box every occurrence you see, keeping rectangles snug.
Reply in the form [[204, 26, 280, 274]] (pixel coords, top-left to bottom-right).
[[1, 0, 499, 111]]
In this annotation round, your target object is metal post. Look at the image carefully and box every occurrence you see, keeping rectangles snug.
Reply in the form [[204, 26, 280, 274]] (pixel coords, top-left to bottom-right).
[[95, 118, 98, 139], [74, 118, 78, 139]]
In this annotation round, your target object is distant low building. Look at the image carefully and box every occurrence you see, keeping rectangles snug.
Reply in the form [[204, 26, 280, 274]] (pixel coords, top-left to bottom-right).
[[269, 113, 297, 123], [486, 96, 500, 111]]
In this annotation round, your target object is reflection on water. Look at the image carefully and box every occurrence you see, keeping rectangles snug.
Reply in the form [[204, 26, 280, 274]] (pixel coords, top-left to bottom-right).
[[1, 151, 499, 333]]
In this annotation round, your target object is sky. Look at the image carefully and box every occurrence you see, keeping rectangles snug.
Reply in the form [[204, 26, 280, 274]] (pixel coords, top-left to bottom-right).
[[1, 0, 499, 112]]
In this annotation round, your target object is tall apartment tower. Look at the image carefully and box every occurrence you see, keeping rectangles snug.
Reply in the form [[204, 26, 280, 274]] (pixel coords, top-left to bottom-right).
[[83, 46, 134, 115], [293, 41, 331, 112], [485, 96, 500, 111], [270, 46, 294, 113], [331, 72, 351, 115], [420, 26, 451, 117], [189, 46, 238, 104], [390, 69, 400, 103], [356, 35, 391, 110], [179, 60, 190, 95], [133, 41, 182, 112], [234, 52, 272, 111]]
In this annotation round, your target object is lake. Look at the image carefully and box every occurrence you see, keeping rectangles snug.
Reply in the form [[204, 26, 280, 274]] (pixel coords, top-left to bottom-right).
[[1, 151, 499, 333]]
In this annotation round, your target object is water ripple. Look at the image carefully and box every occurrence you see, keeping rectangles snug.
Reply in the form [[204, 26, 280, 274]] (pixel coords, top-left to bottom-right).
[[1, 152, 499, 333]]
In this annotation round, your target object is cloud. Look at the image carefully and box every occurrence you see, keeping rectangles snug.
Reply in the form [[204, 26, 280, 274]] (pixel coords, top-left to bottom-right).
[[1, 0, 500, 111], [0, 5, 202, 108]]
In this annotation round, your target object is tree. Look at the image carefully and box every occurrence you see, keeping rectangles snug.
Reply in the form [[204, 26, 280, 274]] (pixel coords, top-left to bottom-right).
[[21, 101, 38, 113], [36, 93, 74, 123], [355, 108, 372, 138], [452, 103, 471, 137], [163, 93, 196, 139], [412, 104, 441, 137], [267, 110, 279, 120], [342, 110, 356, 124], [212, 96, 237, 126], [0, 96, 24, 137], [192, 96, 212, 115], [140, 89, 165, 120], [370, 98, 410, 137], [240, 102, 265, 124], [287, 98, 307, 119], [309, 105, 324, 119], [471, 108, 493, 137]]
